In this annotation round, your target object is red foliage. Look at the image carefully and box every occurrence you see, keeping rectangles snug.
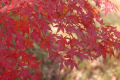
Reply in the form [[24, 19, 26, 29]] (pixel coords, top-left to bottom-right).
[[0, 0, 120, 79]]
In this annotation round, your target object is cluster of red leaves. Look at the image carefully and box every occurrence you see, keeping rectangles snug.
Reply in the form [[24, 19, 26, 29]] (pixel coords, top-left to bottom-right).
[[94, 0, 118, 14], [0, 0, 120, 80]]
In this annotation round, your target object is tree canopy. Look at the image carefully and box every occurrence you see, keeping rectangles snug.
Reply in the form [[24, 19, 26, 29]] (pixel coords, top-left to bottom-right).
[[0, 0, 119, 80]]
